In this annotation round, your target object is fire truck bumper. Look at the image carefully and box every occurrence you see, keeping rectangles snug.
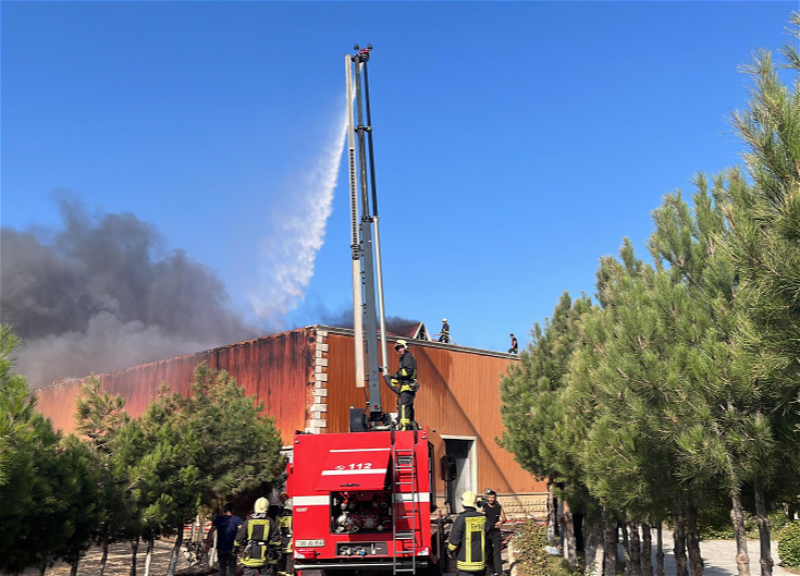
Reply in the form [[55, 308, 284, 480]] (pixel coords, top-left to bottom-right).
[[295, 560, 428, 571]]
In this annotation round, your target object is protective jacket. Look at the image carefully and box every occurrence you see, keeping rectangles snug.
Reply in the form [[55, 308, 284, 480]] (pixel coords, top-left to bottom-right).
[[384, 351, 418, 430], [278, 509, 292, 553], [234, 512, 281, 568], [447, 507, 486, 573], [390, 352, 418, 392], [276, 509, 293, 576]]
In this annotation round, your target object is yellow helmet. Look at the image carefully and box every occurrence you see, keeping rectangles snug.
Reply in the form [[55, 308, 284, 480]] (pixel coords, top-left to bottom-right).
[[255, 497, 269, 514], [395, 340, 408, 350], [461, 490, 477, 508]]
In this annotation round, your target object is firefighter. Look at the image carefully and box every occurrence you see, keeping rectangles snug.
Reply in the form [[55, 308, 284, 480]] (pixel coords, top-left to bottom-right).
[[447, 491, 487, 576], [439, 318, 450, 343], [508, 334, 518, 354], [277, 499, 293, 576], [384, 340, 418, 431], [234, 497, 282, 576]]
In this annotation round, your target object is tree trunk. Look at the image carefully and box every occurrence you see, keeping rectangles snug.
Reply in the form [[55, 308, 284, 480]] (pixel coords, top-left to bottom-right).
[[39, 562, 47, 576], [641, 521, 653, 576], [548, 480, 557, 544], [627, 521, 642, 576], [754, 477, 774, 576], [686, 498, 705, 576], [575, 512, 585, 553], [656, 522, 665, 576], [563, 499, 579, 566], [99, 537, 109, 576], [130, 537, 140, 576], [167, 524, 184, 576], [673, 493, 689, 576], [621, 523, 631, 575], [617, 522, 631, 576], [730, 485, 752, 576], [144, 538, 155, 576], [69, 559, 79, 576], [603, 506, 618, 576], [584, 508, 604, 576]]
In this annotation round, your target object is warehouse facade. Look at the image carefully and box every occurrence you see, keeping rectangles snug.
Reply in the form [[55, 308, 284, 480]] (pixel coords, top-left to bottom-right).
[[36, 325, 547, 516]]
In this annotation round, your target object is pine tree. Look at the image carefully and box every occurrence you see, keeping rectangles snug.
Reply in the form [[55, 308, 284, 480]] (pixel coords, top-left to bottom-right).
[[719, 14, 800, 575], [73, 377, 131, 576], [0, 325, 100, 574]]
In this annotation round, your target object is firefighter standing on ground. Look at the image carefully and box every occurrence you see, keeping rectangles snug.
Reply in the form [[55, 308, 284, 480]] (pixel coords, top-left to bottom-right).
[[384, 340, 418, 431], [448, 490, 487, 576], [276, 499, 293, 576], [234, 497, 282, 576]]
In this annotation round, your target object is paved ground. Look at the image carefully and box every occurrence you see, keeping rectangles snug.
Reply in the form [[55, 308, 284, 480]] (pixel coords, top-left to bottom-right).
[[650, 538, 793, 576], [506, 536, 794, 576]]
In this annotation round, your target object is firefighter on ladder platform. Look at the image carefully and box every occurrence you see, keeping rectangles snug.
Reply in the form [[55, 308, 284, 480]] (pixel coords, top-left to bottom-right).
[[384, 340, 418, 430]]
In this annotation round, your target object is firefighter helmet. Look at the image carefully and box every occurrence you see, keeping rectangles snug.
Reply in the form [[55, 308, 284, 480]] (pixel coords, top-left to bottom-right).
[[255, 497, 269, 514], [395, 340, 408, 350], [442, 318, 447, 322], [461, 490, 477, 508], [283, 498, 293, 512]]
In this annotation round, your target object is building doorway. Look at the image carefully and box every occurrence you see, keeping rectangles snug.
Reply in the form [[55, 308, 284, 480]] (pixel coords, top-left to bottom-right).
[[442, 436, 477, 514]]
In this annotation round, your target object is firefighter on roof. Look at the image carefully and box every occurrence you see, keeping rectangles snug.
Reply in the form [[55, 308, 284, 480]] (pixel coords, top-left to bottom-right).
[[447, 491, 487, 575], [234, 497, 282, 576], [439, 318, 450, 343], [384, 340, 418, 430]]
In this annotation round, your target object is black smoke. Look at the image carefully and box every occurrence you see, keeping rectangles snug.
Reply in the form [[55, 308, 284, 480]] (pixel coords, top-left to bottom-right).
[[320, 309, 423, 338], [0, 196, 259, 388]]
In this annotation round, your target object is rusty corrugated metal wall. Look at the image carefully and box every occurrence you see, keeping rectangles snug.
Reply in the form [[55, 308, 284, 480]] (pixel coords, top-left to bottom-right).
[[37, 329, 316, 446], [36, 325, 546, 513]]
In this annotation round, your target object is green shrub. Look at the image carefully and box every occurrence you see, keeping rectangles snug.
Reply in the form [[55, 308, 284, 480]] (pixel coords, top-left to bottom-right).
[[779, 521, 800, 568], [511, 521, 581, 576], [512, 521, 550, 576], [699, 510, 792, 541]]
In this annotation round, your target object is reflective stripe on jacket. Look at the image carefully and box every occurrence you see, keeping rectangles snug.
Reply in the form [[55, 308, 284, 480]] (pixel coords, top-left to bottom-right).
[[235, 514, 280, 567], [447, 508, 486, 572]]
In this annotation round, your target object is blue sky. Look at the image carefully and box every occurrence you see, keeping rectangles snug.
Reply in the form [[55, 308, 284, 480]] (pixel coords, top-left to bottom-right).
[[2, 1, 796, 359]]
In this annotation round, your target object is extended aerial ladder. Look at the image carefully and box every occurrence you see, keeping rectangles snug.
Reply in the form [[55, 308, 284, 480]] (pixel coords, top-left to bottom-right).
[[288, 47, 447, 576], [345, 44, 392, 431]]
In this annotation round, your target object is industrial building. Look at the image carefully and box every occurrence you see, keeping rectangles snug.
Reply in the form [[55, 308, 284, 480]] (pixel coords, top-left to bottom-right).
[[35, 325, 547, 516]]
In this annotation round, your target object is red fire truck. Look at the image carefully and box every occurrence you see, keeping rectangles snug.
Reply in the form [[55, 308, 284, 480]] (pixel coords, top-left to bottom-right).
[[288, 429, 447, 575], [286, 45, 451, 576]]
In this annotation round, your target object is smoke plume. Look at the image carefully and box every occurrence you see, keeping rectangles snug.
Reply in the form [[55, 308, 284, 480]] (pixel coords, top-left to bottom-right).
[[249, 110, 347, 327], [320, 309, 424, 338], [0, 196, 259, 388]]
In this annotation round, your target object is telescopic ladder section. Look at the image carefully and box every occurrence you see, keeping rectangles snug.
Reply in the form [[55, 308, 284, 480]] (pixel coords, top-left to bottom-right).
[[392, 435, 419, 575]]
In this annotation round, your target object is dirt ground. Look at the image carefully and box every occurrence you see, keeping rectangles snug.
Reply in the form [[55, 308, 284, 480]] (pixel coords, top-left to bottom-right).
[[29, 539, 217, 576]]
